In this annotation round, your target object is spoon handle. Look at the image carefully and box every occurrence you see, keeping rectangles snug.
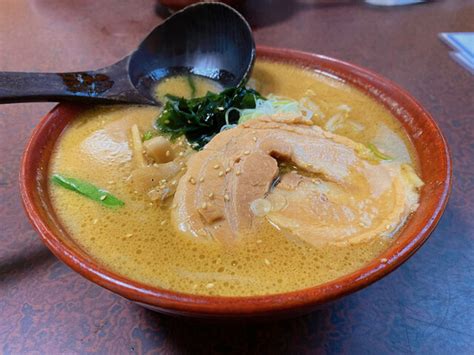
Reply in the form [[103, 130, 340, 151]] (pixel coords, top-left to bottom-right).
[[0, 71, 110, 104], [0, 59, 155, 105]]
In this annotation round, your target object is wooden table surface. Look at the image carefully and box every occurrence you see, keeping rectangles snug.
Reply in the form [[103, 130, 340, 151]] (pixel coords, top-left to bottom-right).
[[1, 0, 473, 353]]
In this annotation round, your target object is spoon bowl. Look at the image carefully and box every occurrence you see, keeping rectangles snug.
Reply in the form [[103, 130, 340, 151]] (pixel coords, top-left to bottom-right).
[[129, 2, 255, 102], [0, 3, 255, 105]]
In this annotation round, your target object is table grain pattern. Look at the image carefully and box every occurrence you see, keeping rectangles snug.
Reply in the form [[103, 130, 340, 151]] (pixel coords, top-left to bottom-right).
[[1, 0, 473, 354]]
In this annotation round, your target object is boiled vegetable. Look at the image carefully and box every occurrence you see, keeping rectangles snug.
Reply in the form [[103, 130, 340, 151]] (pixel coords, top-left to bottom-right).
[[143, 136, 175, 163], [52, 174, 124, 207]]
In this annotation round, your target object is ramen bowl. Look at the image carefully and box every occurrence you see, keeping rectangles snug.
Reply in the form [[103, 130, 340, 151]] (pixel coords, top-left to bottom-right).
[[20, 46, 451, 319]]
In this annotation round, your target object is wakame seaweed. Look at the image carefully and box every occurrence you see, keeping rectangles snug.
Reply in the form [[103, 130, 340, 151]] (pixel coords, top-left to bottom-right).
[[156, 86, 264, 150]]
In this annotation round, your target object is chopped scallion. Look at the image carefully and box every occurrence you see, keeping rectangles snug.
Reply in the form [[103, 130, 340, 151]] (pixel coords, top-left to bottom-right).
[[142, 130, 156, 141], [367, 143, 392, 160], [187, 75, 196, 98]]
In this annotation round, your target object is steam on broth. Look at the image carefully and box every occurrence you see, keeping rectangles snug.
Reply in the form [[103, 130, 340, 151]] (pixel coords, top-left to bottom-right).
[[49, 60, 422, 296]]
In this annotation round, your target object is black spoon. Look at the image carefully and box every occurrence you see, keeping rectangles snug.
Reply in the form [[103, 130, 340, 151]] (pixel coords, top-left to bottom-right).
[[0, 3, 255, 106]]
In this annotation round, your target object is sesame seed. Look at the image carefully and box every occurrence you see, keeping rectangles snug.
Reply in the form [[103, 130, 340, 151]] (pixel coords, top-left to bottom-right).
[[381, 258, 388, 263], [224, 194, 230, 201], [171, 180, 177, 186], [253, 136, 257, 142], [256, 239, 262, 244], [225, 167, 231, 173], [171, 203, 177, 209], [160, 220, 166, 226], [92, 219, 98, 224], [218, 171, 224, 177], [165, 150, 170, 157], [213, 164, 220, 169], [199, 177, 204, 182], [208, 192, 214, 199], [189, 177, 196, 185], [244, 150, 250, 155], [126, 233, 133, 237], [179, 152, 184, 157], [107, 180, 114, 184], [153, 163, 159, 167], [236, 170, 241, 176], [206, 283, 214, 289], [100, 195, 107, 201], [264, 259, 271, 265], [201, 202, 207, 209]]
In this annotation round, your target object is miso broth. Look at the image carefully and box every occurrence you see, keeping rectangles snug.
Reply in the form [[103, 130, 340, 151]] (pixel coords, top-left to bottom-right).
[[49, 60, 419, 296], [154, 74, 222, 100]]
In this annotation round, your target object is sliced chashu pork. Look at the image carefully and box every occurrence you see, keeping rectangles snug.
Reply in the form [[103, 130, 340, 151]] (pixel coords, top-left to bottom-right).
[[172, 116, 422, 246], [265, 164, 421, 246]]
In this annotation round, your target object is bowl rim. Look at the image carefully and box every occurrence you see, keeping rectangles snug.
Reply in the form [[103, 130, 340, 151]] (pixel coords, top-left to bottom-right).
[[20, 45, 452, 317]]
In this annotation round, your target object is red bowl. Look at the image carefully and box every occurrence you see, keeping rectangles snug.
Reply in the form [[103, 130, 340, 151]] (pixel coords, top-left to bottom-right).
[[20, 46, 451, 319]]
